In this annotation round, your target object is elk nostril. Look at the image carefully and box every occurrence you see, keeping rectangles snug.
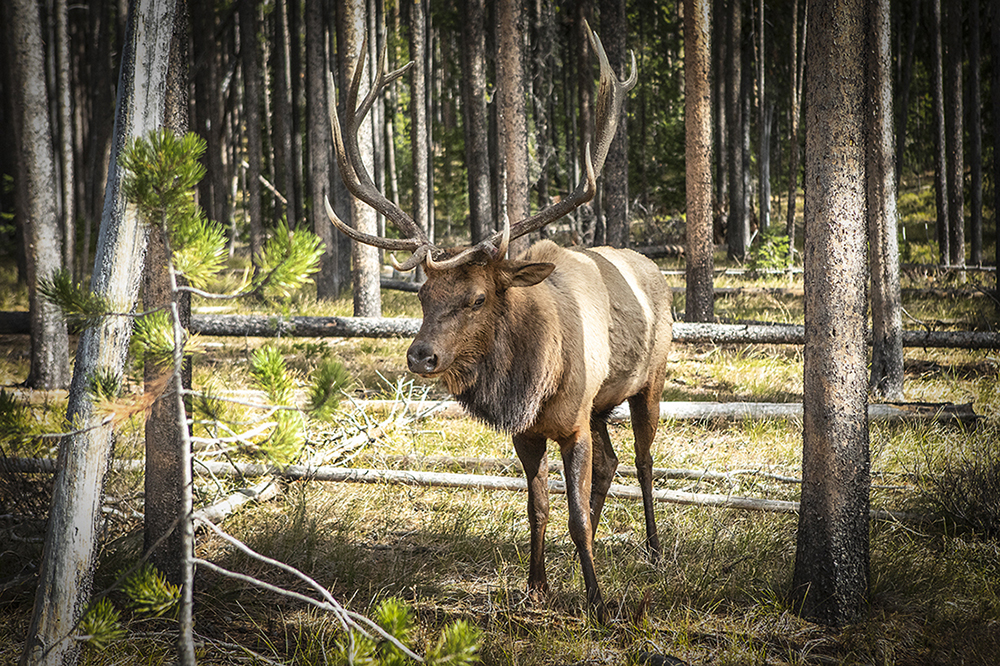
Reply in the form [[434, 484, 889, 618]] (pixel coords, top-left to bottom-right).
[[407, 343, 439, 374]]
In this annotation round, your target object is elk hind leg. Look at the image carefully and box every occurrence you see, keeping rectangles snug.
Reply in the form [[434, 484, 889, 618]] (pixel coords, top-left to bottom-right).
[[513, 433, 550, 601], [628, 384, 663, 562], [589, 415, 618, 538]]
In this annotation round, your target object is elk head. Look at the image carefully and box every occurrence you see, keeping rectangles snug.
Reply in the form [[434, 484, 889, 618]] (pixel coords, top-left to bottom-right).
[[325, 21, 636, 379]]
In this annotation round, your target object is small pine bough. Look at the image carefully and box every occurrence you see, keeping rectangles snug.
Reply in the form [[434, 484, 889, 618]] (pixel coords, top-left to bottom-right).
[[327, 22, 672, 621]]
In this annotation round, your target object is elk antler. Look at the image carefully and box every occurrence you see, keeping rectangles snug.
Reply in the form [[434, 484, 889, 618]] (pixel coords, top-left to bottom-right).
[[327, 22, 636, 271]]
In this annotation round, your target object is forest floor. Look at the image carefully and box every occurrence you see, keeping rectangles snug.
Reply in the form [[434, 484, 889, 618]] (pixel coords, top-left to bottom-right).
[[2, 189, 1000, 664]]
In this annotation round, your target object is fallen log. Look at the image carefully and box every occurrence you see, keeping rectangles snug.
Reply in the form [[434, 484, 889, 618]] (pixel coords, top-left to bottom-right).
[[672, 322, 1000, 349], [191, 314, 421, 338]]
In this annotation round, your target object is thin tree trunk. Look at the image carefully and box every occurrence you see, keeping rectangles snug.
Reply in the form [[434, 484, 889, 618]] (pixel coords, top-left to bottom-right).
[[19, 0, 173, 662], [7, 0, 71, 391], [600, 0, 630, 248], [307, 0, 339, 298], [943, 0, 963, 268], [55, 0, 75, 279], [461, 0, 493, 244], [341, 0, 381, 317], [867, 0, 903, 401], [725, 0, 746, 260], [929, 0, 949, 263], [272, 0, 296, 228], [968, 0, 982, 266], [685, 0, 715, 322], [757, 0, 768, 233], [239, 0, 264, 267], [575, 0, 595, 245], [498, 0, 530, 257], [714, 0, 729, 218], [792, 0, 870, 628], [410, 0, 431, 267], [993, 0, 1000, 301], [894, 0, 919, 186]]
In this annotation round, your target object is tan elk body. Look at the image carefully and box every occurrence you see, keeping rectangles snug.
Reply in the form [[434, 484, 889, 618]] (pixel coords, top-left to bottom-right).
[[326, 23, 671, 620]]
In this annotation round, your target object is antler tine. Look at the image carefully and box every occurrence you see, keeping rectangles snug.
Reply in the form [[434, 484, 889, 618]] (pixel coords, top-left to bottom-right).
[[586, 20, 637, 174]]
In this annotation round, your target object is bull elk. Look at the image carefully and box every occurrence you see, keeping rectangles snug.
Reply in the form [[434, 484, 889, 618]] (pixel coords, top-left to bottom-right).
[[326, 23, 672, 621]]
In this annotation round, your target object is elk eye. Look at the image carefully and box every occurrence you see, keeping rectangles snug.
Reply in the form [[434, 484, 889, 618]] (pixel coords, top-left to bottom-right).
[[470, 294, 487, 310]]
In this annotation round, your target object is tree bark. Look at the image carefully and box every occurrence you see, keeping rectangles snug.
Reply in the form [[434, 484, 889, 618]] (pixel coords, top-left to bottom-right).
[[7, 0, 71, 391], [55, 0, 75, 280], [306, 0, 339, 298], [409, 0, 432, 276], [993, 0, 1000, 302], [893, 0, 919, 187], [239, 0, 264, 268], [785, 0, 806, 254], [340, 0, 381, 317], [498, 0, 530, 257], [756, 0, 769, 233], [19, 0, 173, 662], [713, 0, 729, 217], [461, 0, 494, 244], [968, 0, 982, 266], [684, 0, 715, 322], [599, 0, 630, 248], [866, 0, 903, 401], [929, 0, 949, 263], [792, 0, 870, 628], [725, 0, 747, 261], [272, 0, 297, 228], [942, 0, 963, 268]]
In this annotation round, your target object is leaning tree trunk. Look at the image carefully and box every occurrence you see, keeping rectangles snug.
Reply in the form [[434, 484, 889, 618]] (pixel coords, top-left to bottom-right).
[[19, 1, 174, 663], [792, 0, 871, 628], [866, 0, 903, 401], [8, 0, 71, 391], [684, 0, 715, 322]]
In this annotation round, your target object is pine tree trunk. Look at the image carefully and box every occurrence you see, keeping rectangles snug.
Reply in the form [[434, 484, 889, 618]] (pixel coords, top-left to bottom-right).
[[19, 1, 174, 662], [792, 0, 870, 628], [498, 0, 530, 257], [600, 0, 630, 248], [866, 0, 904, 401], [239, 0, 264, 267], [460, 0, 493, 244], [929, 0, 949, 263], [8, 0, 71, 392], [943, 0, 964, 268], [725, 0, 746, 260], [968, 0, 982, 266], [684, 0, 715, 323]]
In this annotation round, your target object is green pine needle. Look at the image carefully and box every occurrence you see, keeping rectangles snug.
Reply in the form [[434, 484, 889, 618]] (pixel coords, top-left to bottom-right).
[[426, 620, 482, 666], [307, 358, 352, 420], [255, 220, 324, 299], [37, 269, 112, 331], [121, 563, 180, 618], [131, 311, 184, 368], [79, 598, 126, 651]]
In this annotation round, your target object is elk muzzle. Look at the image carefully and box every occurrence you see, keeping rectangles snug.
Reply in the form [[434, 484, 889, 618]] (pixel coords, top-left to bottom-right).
[[407, 339, 441, 376]]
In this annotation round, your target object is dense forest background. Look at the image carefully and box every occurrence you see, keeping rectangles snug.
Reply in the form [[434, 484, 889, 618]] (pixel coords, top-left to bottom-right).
[[0, 0, 995, 295]]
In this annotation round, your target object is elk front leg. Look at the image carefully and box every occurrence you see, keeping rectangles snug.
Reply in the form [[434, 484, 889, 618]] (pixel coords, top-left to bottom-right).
[[513, 433, 550, 601], [559, 429, 607, 622], [589, 416, 618, 537], [628, 387, 662, 562]]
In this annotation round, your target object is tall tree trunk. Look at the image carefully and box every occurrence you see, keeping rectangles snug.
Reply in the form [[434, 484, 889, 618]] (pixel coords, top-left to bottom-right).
[[756, 0, 768, 233], [7, 0, 71, 391], [340, 0, 381, 317], [600, 0, 630, 248], [725, 0, 747, 260], [272, 0, 297, 228], [968, 0, 982, 266], [867, 0, 903, 401], [575, 0, 596, 245], [786, 0, 806, 255], [685, 0, 715, 322], [714, 0, 729, 218], [894, 0, 919, 187], [993, 0, 1000, 300], [239, 0, 264, 267], [307, 0, 339, 298], [498, 0, 530, 257], [143, 0, 191, 589], [19, 0, 173, 662], [55, 0, 75, 279], [461, 0, 494, 244], [410, 0, 431, 268], [943, 0, 963, 268], [929, 0, 949, 263], [792, 0, 870, 628]]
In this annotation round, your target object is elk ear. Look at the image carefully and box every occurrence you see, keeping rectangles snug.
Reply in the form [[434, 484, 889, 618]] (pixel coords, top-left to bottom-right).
[[505, 261, 555, 288]]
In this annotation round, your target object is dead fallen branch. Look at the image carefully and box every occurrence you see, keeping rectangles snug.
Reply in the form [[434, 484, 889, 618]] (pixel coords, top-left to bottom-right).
[[672, 322, 1000, 349], [9, 458, 914, 521]]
